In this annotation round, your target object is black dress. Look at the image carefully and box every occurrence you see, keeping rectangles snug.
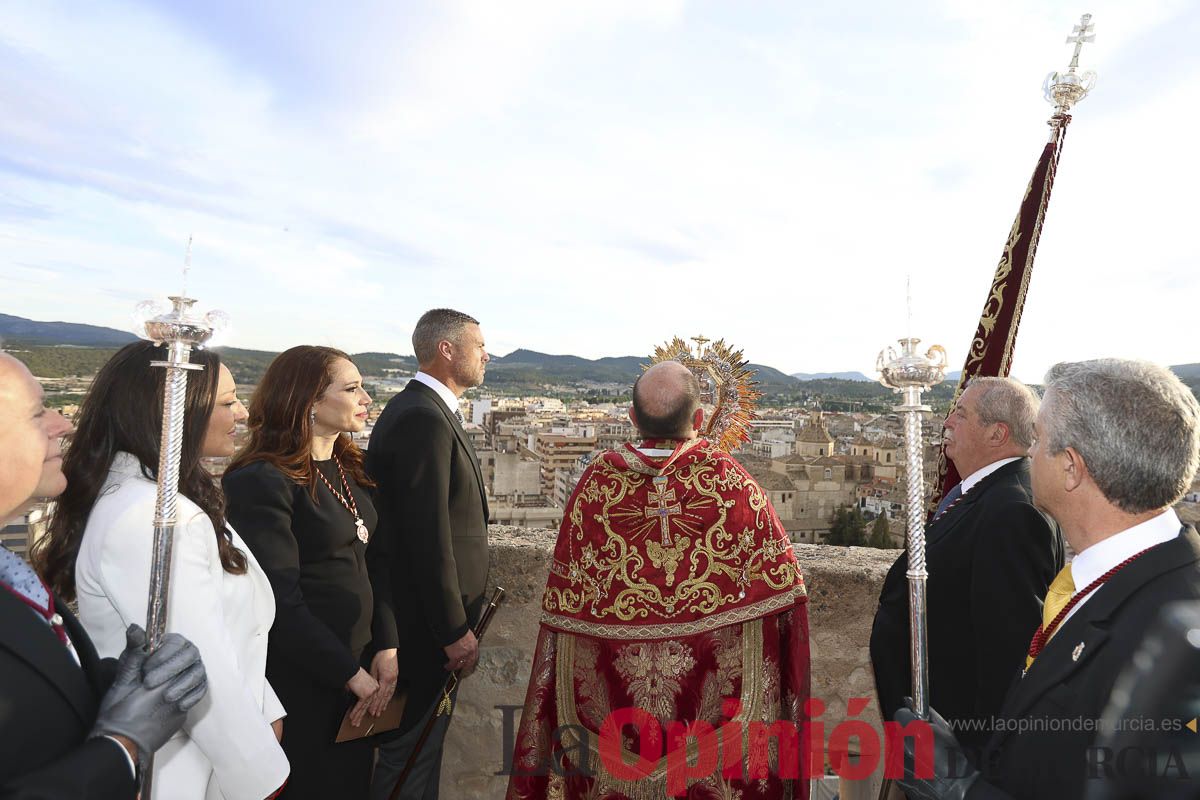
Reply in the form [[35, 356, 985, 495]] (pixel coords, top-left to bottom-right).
[[223, 458, 377, 800]]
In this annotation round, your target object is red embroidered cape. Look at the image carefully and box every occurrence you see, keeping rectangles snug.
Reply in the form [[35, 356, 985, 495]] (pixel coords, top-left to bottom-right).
[[506, 439, 811, 799]]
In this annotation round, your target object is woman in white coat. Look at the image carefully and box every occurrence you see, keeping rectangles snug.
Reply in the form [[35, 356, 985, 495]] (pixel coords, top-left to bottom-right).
[[33, 342, 289, 800]]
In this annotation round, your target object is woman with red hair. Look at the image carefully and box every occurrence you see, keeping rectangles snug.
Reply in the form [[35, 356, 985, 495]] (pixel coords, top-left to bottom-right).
[[223, 346, 380, 800]]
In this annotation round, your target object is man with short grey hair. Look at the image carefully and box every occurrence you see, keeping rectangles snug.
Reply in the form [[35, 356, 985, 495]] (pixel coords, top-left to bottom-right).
[[366, 309, 491, 799], [970, 376, 1039, 449], [896, 359, 1200, 800], [872, 376, 1063, 755]]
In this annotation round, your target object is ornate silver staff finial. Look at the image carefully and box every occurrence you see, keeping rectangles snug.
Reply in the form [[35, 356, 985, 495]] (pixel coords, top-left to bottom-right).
[[877, 336, 947, 719], [133, 278, 228, 795], [1044, 13, 1097, 115], [140, 295, 226, 648]]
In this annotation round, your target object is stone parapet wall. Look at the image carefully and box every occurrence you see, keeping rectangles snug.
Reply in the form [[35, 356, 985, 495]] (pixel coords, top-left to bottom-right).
[[439, 525, 898, 798]]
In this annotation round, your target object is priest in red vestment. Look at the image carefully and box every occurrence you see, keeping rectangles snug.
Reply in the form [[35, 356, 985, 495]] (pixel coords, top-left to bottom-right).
[[506, 361, 811, 800]]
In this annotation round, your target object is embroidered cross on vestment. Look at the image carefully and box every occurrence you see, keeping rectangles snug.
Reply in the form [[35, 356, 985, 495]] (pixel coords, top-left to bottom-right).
[[645, 476, 682, 544]]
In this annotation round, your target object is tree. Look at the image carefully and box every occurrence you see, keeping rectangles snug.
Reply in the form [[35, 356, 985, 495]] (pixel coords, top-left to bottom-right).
[[869, 513, 893, 549], [827, 505, 867, 546]]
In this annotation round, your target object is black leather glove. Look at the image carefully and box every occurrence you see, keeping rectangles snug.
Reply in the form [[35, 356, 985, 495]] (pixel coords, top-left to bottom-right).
[[90, 625, 208, 756], [893, 697, 980, 800]]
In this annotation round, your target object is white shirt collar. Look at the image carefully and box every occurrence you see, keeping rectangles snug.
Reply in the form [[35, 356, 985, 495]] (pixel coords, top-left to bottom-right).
[[413, 371, 460, 415], [960, 456, 1023, 496], [1071, 508, 1181, 592]]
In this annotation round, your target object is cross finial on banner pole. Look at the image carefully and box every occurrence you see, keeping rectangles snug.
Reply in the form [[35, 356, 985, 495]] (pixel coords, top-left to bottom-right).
[[1044, 13, 1097, 116], [1065, 13, 1096, 72]]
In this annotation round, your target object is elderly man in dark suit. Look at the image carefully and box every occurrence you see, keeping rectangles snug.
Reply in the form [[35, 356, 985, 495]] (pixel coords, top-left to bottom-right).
[[896, 358, 1200, 800], [0, 352, 206, 799], [366, 309, 491, 800], [871, 377, 1064, 755]]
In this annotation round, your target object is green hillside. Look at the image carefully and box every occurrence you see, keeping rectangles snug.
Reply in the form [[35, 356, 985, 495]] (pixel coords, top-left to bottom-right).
[[5, 344, 120, 378], [4, 312, 1197, 413]]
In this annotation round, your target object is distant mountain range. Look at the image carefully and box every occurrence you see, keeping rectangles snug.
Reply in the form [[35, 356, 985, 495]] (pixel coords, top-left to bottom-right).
[[0, 313, 139, 347], [0, 313, 823, 389], [1174, 363, 1200, 379], [3, 313, 1197, 404], [791, 371, 872, 382], [789, 369, 964, 382]]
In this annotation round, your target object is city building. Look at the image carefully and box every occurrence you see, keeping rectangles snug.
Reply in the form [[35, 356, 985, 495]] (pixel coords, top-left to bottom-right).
[[534, 431, 597, 501], [794, 412, 835, 457], [2, 504, 48, 558]]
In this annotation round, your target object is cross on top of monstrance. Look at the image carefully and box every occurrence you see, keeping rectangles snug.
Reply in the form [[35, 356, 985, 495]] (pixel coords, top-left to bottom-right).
[[1044, 13, 1097, 115], [646, 335, 762, 452]]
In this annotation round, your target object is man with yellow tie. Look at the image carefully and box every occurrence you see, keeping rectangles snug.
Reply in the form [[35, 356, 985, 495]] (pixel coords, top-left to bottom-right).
[[896, 358, 1200, 800]]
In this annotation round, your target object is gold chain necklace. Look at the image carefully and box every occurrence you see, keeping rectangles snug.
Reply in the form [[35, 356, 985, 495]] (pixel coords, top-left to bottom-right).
[[315, 456, 369, 543]]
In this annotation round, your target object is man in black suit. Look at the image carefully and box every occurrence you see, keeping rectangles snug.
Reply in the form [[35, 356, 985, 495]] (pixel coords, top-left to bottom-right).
[[366, 309, 491, 800], [896, 358, 1200, 800], [0, 352, 207, 799], [871, 377, 1063, 755]]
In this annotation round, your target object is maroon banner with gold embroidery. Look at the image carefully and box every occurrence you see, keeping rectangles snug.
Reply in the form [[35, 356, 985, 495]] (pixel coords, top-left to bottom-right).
[[933, 115, 1072, 509]]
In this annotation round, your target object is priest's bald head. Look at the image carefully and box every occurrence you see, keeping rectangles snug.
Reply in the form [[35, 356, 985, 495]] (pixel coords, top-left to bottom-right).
[[630, 361, 704, 441]]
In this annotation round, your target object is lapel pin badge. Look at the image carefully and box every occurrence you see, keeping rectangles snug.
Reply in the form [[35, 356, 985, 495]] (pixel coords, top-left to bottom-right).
[[1072, 642, 1085, 662]]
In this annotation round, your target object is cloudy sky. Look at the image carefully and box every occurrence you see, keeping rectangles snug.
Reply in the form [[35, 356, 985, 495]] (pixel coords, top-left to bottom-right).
[[1, 0, 1196, 380]]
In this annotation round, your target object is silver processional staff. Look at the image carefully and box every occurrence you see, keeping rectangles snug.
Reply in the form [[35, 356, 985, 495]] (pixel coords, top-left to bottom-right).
[[876, 336, 947, 719], [133, 283, 228, 794]]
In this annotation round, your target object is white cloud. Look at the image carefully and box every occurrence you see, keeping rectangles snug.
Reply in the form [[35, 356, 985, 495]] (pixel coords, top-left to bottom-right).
[[1, 0, 1197, 380]]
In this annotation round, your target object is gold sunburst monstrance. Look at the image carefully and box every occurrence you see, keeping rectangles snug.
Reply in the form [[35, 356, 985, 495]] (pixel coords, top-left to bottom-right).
[[646, 336, 762, 452]]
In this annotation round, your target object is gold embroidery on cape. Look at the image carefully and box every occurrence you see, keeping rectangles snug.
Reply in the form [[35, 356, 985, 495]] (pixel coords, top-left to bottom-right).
[[758, 657, 781, 721], [712, 625, 744, 698], [756, 657, 784, 791], [645, 536, 689, 586], [554, 621, 765, 798], [543, 587, 803, 640], [612, 640, 697, 724], [698, 624, 744, 723], [645, 476, 682, 544], [704, 777, 746, 800], [516, 630, 559, 773], [572, 637, 612, 730], [543, 445, 802, 627]]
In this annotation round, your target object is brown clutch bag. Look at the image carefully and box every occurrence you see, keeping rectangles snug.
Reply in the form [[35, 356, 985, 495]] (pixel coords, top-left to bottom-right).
[[335, 692, 408, 742]]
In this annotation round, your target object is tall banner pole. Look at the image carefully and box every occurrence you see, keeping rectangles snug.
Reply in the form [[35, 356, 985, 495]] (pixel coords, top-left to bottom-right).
[[876, 338, 947, 718], [136, 290, 222, 795], [932, 14, 1097, 511]]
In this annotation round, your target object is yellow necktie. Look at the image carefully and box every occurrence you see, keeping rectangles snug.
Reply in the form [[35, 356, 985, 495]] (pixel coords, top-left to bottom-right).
[[1026, 564, 1074, 668]]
